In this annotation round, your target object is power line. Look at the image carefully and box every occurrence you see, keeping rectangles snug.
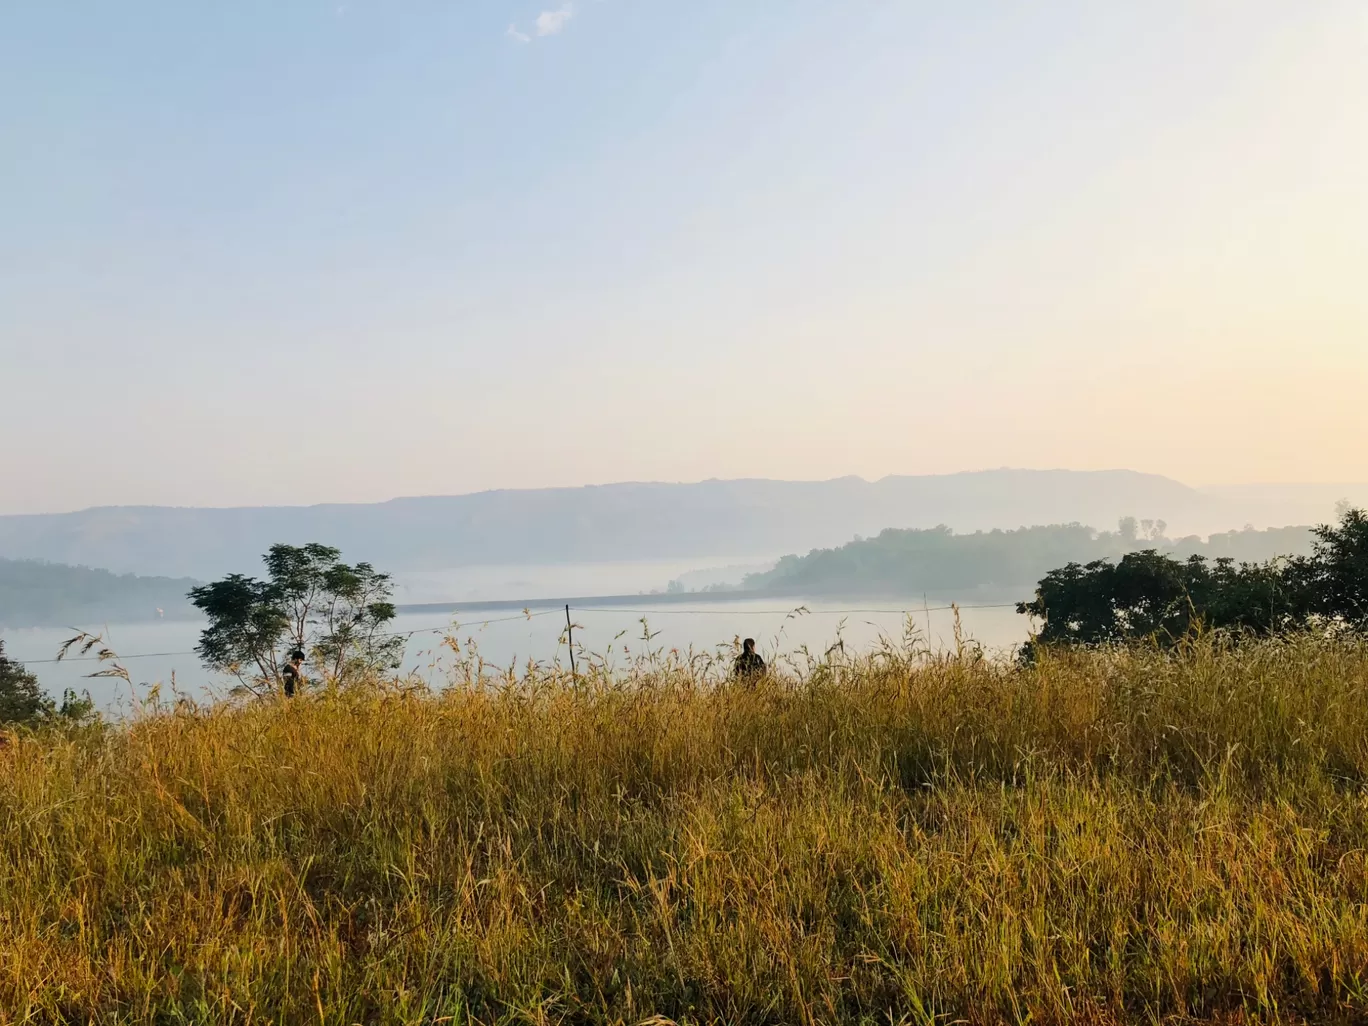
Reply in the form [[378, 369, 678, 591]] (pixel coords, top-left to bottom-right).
[[15, 603, 1021, 665], [574, 602, 1020, 616], [389, 609, 563, 639], [23, 649, 198, 666], [20, 609, 565, 664]]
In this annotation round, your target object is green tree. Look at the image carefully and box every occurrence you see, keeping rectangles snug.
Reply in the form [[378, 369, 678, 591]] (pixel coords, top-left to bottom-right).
[[0, 640, 52, 726], [1018, 506, 1367, 656], [189, 543, 403, 694], [1287, 505, 1368, 631], [1017, 551, 1280, 657]]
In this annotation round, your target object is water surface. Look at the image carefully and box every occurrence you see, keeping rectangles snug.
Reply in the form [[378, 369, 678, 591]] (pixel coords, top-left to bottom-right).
[[4, 595, 1029, 712]]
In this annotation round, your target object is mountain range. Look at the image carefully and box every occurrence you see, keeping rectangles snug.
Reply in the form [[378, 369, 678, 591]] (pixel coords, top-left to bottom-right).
[[1, 470, 1363, 580]]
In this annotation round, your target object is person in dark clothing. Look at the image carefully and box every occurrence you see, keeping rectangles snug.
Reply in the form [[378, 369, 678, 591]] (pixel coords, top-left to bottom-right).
[[282, 649, 305, 697], [733, 638, 766, 680]]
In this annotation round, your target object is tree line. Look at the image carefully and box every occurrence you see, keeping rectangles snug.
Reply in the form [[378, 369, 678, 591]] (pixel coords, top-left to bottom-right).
[[0, 559, 199, 628], [742, 519, 1316, 597], [1018, 504, 1368, 654]]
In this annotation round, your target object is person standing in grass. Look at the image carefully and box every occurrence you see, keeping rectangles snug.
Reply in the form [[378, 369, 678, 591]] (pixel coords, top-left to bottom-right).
[[281, 649, 305, 698], [733, 638, 766, 681]]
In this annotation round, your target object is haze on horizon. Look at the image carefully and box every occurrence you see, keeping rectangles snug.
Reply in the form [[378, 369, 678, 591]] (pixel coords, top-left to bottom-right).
[[3, 1, 1366, 517]]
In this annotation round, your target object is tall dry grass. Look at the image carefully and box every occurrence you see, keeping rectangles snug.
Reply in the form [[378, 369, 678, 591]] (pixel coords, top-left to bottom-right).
[[3, 633, 1368, 1024]]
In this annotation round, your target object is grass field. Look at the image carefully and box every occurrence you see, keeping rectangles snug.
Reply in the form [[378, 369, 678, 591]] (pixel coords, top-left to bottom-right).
[[3, 632, 1368, 1024]]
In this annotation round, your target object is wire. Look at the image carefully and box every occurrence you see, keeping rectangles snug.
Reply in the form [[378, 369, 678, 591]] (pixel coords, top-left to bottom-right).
[[15, 603, 1021, 665], [20, 609, 565, 664], [575, 602, 1020, 616], [388, 608, 563, 638], [24, 649, 198, 665]]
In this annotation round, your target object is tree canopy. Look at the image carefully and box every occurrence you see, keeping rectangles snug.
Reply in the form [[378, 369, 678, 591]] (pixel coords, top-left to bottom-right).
[[189, 543, 402, 694], [1019, 506, 1368, 654], [0, 641, 51, 726]]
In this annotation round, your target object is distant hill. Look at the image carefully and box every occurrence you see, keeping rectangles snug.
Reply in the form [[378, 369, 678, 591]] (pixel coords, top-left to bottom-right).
[[742, 523, 1319, 600], [0, 559, 200, 628], [0, 470, 1215, 579]]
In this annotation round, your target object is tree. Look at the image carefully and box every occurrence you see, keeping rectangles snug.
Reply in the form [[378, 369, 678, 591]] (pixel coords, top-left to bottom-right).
[[1118, 516, 1139, 545], [1289, 506, 1368, 631], [0, 640, 52, 726], [1017, 550, 1292, 657], [189, 543, 403, 694], [1018, 506, 1368, 656]]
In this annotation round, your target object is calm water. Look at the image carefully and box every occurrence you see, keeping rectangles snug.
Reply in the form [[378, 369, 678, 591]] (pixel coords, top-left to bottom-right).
[[4, 600, 1028, 710], [2, 560, 1031, 710]]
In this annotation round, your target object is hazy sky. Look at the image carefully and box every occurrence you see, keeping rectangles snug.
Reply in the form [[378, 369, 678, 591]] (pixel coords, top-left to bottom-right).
[[3, 1, 1366, 515]]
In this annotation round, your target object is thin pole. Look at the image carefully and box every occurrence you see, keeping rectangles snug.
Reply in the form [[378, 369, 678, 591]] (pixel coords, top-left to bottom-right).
[[565, 604, 576, 678]]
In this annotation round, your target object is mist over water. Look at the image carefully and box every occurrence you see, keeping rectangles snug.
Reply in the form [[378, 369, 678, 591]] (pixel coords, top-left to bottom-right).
[[388, 559, 776, 604]]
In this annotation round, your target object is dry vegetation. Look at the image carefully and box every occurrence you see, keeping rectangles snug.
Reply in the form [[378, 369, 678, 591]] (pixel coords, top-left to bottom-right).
[[3, 632, 1368, 1024]]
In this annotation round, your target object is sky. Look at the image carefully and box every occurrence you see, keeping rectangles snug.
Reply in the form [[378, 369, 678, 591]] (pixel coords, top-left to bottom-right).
[[2, 1, 1366, 515]]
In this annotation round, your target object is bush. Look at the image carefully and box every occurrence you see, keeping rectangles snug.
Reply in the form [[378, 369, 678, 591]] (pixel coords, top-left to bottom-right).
[[0, 641, 94, 731], [0, 640, 49, 726]]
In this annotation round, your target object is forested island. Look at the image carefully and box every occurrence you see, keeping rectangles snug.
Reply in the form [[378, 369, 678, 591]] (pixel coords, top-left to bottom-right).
[[0, 559, 200, 628], [737, 519, 1316, 599]]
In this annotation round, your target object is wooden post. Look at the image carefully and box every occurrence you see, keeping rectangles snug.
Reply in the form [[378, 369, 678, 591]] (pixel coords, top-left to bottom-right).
[[565, 604, 576, 678]]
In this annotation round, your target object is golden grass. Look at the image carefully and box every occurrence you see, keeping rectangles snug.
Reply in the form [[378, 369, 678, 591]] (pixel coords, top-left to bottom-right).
[[3, 635, 1368, 1024]]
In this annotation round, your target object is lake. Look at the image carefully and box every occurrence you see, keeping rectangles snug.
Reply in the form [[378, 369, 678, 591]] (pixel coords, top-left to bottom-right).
[[2, 561, 1033, 710]]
